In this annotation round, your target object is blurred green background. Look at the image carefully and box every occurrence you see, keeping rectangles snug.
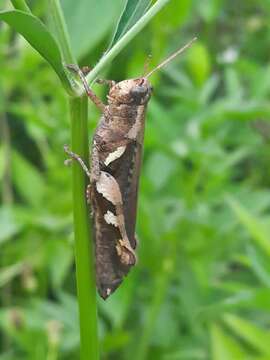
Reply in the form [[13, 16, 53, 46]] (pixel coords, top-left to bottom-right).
[[1, 0, 270, 359]]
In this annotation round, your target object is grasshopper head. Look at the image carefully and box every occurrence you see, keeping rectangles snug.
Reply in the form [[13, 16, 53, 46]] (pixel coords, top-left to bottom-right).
[[108, 78, 153, 105]]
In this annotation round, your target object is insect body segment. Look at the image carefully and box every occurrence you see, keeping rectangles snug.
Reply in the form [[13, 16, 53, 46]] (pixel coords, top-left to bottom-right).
[[92, 78, 152, 299], [65, 72, 152, 299], [66, 38, 196, 299]]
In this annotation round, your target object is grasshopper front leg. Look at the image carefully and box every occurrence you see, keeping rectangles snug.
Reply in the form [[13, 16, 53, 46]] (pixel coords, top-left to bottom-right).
[[66, 64, 106, 112], [96, 78, 116, 88], [64, 145, 91, 178]]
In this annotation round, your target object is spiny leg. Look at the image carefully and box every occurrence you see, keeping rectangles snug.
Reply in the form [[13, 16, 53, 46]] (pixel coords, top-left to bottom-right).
[[75, 66, 114, 88], [90, 142, 101, 183], [66, 64, 105, 112], [96, 79, 116, 88], [86, 184, 95, 218], [71, 65, 114, 88], [64, 147, 95, 217], [96, 171, 136, 265], [115, 202, 136, 266], [64, 144, 91, 178], [81, 66, 92, 75], [86, 184, 92, 205]]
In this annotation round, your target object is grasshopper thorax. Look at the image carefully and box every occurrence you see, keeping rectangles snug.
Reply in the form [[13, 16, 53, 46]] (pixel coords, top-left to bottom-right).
[[107, 78, 153, 106]]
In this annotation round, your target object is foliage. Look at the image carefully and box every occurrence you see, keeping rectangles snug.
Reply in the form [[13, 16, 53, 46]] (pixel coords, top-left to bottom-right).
[[1, 0, 270, 359]]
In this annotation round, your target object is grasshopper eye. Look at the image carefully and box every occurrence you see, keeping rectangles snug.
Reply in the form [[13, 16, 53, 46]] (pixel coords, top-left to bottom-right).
[[131, 86, 147, 96], [130, 85, 148, 103]]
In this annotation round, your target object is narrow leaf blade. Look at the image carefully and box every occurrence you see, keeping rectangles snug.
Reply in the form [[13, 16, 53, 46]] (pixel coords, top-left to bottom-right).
[[227, 196, 270, 257], [223, 314, 270, 355], [61, 0, 123, 59], [0, 10, 72, 92], [210, 323, 246, 360], [109, 0, 152, 49], [11, 150, 45, 207]]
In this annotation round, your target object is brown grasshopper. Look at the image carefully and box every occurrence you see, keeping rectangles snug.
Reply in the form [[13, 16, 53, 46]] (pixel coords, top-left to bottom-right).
[[65, 38, 196, 299]]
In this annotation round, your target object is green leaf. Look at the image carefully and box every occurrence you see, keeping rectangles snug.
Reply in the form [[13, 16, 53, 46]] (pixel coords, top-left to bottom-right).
[[210, 323, 246, 360], [0, 10, 72, 93], [99, 278, 135, 329], [109, 0, 152, 49], [198, 0, 223, 23], [0, 207, 24, 245], [247, 246, 270, 287], [0, 146, 5, 181], [0, 263, 24, 287], [153, 0, 191, 28], [10, 0, 31, 12], [187, 41, 211, 86], [223, 314, 270, 355], [0, 351, 16, 360], [61, 0, 124, 58], [102, 331, 130, 353], [146, 152, 176, 190], [47, 240, 73, 289], [204, 288, 270, 315], [11, 150, 45, 207], [84, 0, 171, 87], [227, 196, 270, 257]]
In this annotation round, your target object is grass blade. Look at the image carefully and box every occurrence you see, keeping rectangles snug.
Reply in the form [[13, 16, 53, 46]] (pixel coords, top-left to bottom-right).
[[223, 314, 270, 355], [0, 10, 74, 94], [109, 0, 152, 48], [227, 196, 270, 257], [84, 0, 171, 89]]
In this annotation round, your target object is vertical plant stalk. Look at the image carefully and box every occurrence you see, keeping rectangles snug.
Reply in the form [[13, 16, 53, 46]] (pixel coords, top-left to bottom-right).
[[48, 1, 99, 359], [70, 97, 99, 360]]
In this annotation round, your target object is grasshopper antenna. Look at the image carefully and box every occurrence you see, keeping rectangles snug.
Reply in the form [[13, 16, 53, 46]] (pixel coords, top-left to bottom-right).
[[145, 37, 197, 78], [142, 54, 152, 77]]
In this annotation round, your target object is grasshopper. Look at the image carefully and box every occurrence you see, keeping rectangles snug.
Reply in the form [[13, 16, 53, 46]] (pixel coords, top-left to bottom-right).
[[65, 38, 196, 299]]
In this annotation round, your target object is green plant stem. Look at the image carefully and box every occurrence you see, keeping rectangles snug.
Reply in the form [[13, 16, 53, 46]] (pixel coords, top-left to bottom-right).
[[10, 0, 31, 12], [49, 1, 99, 359], [48, 0, 76, 64], [83, 0, 171, 89], [70, 97, 99, 360]]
